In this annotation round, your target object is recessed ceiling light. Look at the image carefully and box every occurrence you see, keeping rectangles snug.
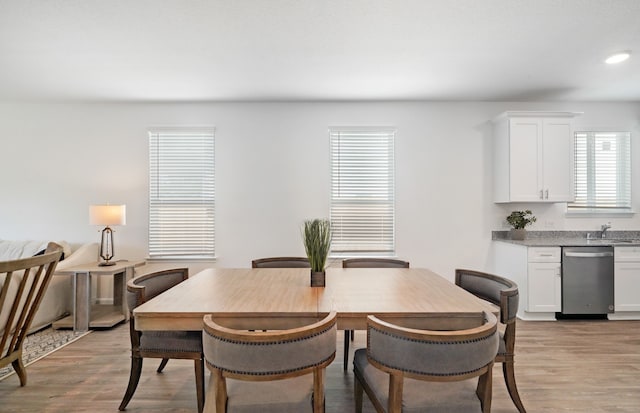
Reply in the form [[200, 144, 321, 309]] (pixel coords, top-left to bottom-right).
[[605, 51, 631, 64]]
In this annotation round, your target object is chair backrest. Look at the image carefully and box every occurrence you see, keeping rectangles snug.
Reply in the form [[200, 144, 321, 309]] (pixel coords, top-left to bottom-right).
[[251, 257, 310, 268], [342, 258, 409, 268], [1, 243, 63, 368], [365, 311, 498, 412], [366, 311, 498, 381], [454, 269, 519, 325], [125, 268, 189, 350], [203, 311, 337, 412], [126, 268, 189, 312]]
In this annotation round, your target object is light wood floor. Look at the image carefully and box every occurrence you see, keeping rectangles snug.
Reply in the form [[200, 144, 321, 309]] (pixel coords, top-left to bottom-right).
[[1, 319, 639, 412]]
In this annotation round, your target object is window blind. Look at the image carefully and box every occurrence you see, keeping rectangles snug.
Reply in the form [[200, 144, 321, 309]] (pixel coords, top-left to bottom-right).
[[148, 128, 215, 258], [569, 131, 631, 211], [330, 128, 395, 254]]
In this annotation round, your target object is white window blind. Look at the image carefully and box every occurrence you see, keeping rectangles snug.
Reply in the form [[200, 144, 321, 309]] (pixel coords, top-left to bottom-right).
[[569, 131, 631, 212], [330, 128, 395, 255], [148, 128, 215, 258]]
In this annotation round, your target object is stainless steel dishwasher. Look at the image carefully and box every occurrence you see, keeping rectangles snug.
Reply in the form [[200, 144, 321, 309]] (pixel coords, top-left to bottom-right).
[[561, 246, 614, 315]]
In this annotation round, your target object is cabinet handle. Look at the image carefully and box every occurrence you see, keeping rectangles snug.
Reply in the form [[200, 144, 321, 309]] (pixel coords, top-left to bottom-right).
[[545, 189, 549, 199], [539, 190, 544, 199]]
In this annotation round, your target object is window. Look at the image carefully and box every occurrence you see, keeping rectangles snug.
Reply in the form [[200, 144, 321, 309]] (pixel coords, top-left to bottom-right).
[[568, 131, 631, 213], [330, 128, 395, 255], [148, 128, 215, 259]]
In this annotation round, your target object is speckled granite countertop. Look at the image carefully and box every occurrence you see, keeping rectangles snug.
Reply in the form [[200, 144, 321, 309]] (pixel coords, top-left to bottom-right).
[[492, 230, 640, 247]]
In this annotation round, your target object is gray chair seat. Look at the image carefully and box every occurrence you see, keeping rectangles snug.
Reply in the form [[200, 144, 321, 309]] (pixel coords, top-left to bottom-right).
[[354, 349, 482, 413], [140, 330, 203, 353]]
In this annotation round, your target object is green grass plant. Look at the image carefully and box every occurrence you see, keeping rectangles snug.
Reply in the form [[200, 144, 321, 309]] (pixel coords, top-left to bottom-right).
[[302, 219, 331, 272]]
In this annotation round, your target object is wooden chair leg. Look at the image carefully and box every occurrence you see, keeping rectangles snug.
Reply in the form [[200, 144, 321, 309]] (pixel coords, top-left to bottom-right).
[[503, 361, 526, 413], [312, 367, 325, 413], [157, 358, 169, 373], [343, 330, 350, 370], [12, 358, 27, 387], [388, 374, 404, 413], [195, 358, 205, 413], [354, 374, 364, 413], [119, 356, 143, 411], [213, 369, 227, 413], [476, 366, 493, 413]]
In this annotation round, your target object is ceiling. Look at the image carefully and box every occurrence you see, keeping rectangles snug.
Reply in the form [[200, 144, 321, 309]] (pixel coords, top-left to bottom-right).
[[1, 0, 639, 102]]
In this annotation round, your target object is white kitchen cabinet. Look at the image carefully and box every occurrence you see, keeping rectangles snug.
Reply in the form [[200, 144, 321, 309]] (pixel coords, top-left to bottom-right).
[[613, 247, 640, 313], [493, 111, 580, 203], [527, 247, 562, 313], [492, 243, 561, 320]]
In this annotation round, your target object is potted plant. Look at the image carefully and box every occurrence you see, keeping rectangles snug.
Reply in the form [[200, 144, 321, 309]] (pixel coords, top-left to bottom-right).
[[302, 218, 331, 287], [506, 210, 536, 240]]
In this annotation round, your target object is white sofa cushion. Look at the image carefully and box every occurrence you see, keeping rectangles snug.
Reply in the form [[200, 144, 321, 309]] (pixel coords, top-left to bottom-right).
[[0, 239, 72, 261], [0, 239, 48, 260]]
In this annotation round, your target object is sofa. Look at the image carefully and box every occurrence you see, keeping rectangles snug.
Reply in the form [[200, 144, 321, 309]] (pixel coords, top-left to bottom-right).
[[0, 240, 99, 333]]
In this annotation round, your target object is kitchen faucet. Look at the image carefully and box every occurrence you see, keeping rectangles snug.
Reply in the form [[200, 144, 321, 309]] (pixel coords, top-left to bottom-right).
[[601, 223, 612, 239]]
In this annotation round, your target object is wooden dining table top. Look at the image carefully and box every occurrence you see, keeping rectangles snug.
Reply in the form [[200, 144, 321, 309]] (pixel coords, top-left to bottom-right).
[[133, 267, 497, 332]]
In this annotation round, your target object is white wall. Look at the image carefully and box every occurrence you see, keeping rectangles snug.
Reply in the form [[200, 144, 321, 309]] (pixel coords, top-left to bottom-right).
[[1, 101, 639, 282]]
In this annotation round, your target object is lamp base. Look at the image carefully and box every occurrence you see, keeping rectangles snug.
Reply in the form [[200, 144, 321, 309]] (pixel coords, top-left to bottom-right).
[[98, 261, 117, 267]]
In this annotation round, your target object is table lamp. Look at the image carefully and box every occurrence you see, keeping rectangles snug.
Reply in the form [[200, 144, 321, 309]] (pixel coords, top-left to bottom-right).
[[89, 204, 126, 266]]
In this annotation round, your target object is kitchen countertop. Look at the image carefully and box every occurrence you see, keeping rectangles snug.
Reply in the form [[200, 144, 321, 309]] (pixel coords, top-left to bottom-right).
[[492, 230, 640, 247]]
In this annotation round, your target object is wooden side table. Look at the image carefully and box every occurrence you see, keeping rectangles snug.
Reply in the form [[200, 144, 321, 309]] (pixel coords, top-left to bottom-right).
[[53, 260, 145, 332]]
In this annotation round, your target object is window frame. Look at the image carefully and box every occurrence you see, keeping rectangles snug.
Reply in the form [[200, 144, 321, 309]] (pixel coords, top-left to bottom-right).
[[567, 130, 632, 216], [329, 127, 396, 257], [148, 127, 216, 260]]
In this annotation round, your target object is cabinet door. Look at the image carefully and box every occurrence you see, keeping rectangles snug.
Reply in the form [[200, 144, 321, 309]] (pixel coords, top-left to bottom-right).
[[614, 262, 640, 311], [527, 262, 561, 312], [542, 118, 574, 202], [509, 118, 542, 202]]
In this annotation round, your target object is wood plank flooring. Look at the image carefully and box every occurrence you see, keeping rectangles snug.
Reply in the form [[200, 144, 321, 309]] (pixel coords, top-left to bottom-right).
[[1, 319, 639, 412]]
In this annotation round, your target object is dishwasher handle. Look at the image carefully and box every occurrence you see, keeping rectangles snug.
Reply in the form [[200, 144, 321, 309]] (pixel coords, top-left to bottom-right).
[[564, 251, 614, 258]]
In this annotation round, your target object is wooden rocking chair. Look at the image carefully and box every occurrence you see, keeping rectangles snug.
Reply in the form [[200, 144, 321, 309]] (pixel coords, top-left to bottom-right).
[[1, 242, 63, 386]]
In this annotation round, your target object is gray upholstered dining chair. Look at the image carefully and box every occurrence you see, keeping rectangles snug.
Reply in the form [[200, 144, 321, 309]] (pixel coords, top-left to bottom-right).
[[119, 268, 204, 413], [354, 311, 499, 413], [341, 258, 410, 370], [1, 242, 63, 386], [455, 268, 526, 413], [202, 311, 337, 413], [251, 256, 310, 268]]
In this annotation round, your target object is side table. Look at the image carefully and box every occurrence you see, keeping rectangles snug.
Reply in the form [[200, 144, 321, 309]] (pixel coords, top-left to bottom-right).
[[53, 260, 145, 332]]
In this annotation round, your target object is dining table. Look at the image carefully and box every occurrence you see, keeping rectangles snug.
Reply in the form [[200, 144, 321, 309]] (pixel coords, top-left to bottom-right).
[[133, 267, 497, 332]]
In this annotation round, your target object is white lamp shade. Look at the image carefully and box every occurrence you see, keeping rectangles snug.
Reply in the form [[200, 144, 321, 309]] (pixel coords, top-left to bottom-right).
[[89, 204, 126, 226]]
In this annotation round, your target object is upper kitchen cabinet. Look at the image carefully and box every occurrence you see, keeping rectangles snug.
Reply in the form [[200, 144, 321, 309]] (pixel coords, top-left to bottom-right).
[[493, 111, 581, 203]]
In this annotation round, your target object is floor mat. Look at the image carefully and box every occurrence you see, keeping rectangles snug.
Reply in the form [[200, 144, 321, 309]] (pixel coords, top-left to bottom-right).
[[0, 327, 91, 381]]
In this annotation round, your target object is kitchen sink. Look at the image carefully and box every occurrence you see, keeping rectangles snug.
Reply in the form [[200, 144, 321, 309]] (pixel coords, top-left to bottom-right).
[[587, 239, 636, 244]]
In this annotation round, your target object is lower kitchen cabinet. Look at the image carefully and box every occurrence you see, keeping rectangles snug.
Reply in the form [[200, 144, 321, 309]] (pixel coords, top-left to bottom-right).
[[527, 247, 562, 314], [492, 243, 561, 320], [527, 261, 562, 312], [612, 247, 640, 317]]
